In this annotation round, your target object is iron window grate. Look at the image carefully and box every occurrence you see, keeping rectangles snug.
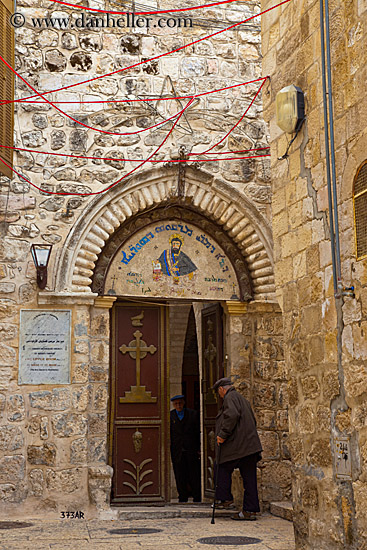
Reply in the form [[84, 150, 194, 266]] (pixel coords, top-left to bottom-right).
[[353, 161, 367, 260]]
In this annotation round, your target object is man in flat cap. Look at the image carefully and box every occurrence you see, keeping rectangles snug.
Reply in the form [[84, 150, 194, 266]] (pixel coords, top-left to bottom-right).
[[213, 377, 262, 520], [170, 395, 201, 503]]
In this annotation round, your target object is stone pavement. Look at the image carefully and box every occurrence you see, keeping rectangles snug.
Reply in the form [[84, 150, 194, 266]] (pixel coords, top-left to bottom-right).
[[0, 509, 295, 550]]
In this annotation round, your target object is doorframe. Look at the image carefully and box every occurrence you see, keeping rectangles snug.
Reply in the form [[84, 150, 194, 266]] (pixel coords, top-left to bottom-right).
[[107, 297, 231, 504]]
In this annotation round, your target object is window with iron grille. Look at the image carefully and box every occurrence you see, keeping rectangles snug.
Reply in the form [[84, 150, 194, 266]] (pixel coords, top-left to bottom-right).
[[0, 0, 14, 179], [353, 161, 367, 260]]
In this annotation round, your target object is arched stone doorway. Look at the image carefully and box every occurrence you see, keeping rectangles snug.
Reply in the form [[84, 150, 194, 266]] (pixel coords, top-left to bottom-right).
[[97, 202, 256, 503], [48, 167, 289, 510]]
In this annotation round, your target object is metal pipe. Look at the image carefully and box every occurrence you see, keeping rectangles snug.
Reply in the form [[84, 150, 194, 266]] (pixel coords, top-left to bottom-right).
[[319, 0, 338, 295], [324, 0, 343, 292], [211, 443, 222, 524]]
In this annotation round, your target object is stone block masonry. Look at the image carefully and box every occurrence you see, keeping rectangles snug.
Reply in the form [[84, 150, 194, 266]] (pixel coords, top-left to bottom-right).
[[225, 302, 290, 509], [0, 0, 283, 518], [262, 0, 367, 548]]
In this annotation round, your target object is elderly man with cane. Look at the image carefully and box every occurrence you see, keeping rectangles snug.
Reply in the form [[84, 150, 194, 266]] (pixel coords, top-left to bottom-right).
[[212, 377, 262, 521]]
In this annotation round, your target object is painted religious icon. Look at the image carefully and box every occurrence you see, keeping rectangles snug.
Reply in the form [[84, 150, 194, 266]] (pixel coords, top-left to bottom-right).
[[105, 220, 241, 300], [155, 234, 197, 281]]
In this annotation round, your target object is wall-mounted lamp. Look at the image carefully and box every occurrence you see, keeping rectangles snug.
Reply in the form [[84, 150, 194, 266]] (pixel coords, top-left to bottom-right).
[[31, 244, 52, 289], [276, 85, 305, 134]]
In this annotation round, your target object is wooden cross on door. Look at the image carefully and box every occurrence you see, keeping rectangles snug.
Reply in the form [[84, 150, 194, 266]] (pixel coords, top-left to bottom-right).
[[119, 329, 157, 403]]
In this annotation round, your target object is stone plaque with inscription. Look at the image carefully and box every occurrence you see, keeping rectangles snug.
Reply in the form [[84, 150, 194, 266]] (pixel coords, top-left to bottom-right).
[[19, 310, 71, 385]]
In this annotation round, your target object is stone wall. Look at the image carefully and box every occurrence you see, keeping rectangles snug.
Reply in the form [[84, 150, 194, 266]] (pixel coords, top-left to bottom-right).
[[169, 304, 192, 400], [0, 294, 113, 517], [225, 302, 290, 510], [6, 0, 273, 300], [0, 0, 281, 515], [261, 0, 367, 547], [10, 0, 270, 224]]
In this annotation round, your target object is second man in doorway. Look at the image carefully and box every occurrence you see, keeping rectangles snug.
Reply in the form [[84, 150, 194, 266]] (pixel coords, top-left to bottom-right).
[[170, 395, 201, 503]]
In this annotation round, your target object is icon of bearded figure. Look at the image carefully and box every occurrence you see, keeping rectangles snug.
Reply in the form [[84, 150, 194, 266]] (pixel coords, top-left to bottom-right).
[[157, 234, 197, 278]]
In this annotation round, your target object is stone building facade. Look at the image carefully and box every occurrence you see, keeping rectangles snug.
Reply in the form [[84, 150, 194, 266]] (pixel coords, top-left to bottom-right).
[[262, 0, 367, 548], [0, 0, 291, 517]]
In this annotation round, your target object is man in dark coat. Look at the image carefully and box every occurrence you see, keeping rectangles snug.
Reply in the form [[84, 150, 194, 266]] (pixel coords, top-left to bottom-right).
[[170, 395, 201, 502], [213, 377, 262, 520]]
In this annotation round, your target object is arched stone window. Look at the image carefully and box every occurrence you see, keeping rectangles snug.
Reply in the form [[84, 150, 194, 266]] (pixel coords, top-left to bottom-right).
[[353, 161, 367, 259]]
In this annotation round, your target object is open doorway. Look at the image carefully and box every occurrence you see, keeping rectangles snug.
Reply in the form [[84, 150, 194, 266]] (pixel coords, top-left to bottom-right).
[[181, 307, 200, 413], [168, 302, 224, 502], [168, 303, 202, 503], [109, 299, 225, 504]]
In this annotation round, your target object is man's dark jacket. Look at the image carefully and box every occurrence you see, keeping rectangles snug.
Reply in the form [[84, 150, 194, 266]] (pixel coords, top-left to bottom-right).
[[215, 386, 262, 464], [170, 408, 200, 461]]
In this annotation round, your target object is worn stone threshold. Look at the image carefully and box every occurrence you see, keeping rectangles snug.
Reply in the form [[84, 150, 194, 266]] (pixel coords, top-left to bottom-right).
[[109, 502, 236, 520], [270, 501, 293, 522]]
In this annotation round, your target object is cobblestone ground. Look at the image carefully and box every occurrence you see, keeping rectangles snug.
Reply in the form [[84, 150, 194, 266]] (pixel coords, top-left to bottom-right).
[[0, 513, 294, 550]]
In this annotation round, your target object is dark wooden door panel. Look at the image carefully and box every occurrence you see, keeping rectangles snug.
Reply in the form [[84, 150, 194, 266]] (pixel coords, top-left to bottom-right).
[[202, 304, 224, 498], [111, 303, 169, 503], [114, 426, 161, 499], [115, 306, 161, 419]]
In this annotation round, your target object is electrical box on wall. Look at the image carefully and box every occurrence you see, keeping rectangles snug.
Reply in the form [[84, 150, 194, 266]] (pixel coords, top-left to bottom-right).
[[335, 437, 352, 480]]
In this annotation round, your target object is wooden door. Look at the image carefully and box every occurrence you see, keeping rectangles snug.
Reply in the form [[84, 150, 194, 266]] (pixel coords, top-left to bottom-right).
[[110, 303, 169, 504], [201, 304, 224, 498]]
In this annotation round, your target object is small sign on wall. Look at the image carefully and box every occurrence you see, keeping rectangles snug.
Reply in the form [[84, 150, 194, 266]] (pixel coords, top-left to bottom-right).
[[335, 437, 352, 480], [358, 0, 367, 16], [19, 310, 71, 385]]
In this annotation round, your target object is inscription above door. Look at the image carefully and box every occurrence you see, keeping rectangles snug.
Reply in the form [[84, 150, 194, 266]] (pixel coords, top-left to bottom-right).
[[104, 219, 241, 301]]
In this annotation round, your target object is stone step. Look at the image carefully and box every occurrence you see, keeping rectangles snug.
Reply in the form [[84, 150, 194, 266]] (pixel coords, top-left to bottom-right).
[[111, 504, 236, 520], [270, 501, 293, 522]]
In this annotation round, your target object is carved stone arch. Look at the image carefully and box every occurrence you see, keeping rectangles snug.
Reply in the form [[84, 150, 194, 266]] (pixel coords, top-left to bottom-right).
[[54, 166, 276, 301]]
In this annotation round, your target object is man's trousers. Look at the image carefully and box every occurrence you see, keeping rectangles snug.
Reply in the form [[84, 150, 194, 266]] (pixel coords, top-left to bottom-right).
[[172, 450, 201, 502], [215, 453, 260, 512]]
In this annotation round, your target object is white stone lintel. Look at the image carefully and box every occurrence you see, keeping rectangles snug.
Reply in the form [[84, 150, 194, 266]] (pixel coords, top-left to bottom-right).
[[224, 299, 281, 315], [38, 291, 98, 306]]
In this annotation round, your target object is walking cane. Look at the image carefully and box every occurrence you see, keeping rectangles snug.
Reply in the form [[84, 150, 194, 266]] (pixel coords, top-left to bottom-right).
[[211, 443, 222, 524]]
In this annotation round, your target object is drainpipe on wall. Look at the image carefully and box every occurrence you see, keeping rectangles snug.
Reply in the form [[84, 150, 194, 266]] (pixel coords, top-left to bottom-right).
[[322, 0, 342, 295], [319, 0, 358, 547], [319, 0, 338, 296]]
